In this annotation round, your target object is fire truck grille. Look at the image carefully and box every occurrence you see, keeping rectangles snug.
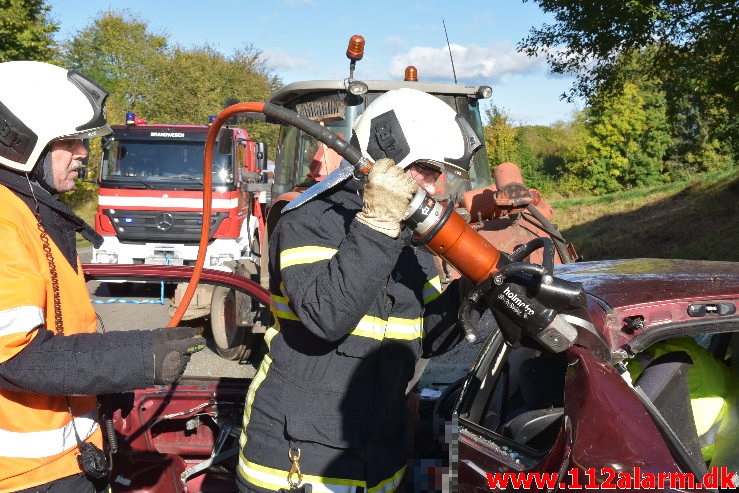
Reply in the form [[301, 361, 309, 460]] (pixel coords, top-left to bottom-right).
[[103, 210, 228, 243]]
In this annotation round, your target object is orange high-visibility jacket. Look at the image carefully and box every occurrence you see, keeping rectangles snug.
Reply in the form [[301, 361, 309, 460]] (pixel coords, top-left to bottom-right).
[[0, 184, 102, 492]]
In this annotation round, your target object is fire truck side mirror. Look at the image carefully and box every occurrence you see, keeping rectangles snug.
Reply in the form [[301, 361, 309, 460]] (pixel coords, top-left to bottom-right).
[[250, 141, 268, 170], [217, 128, 233, 155]]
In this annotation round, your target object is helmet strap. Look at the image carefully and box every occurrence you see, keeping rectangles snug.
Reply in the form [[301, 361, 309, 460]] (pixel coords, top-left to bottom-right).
[[24, 172, 42, 214], [31, 150, 59, 195]]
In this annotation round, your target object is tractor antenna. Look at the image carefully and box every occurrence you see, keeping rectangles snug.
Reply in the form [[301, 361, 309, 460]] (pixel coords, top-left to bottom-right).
[[443, 18, 458, 84]]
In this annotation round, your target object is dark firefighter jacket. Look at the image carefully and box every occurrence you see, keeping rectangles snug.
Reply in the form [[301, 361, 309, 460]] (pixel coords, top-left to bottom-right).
[[237, 176, 464, 493], [0, 168, 154, 492]]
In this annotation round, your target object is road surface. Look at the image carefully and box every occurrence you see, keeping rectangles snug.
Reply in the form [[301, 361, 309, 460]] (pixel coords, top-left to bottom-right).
[[80, 247, 257, 380]]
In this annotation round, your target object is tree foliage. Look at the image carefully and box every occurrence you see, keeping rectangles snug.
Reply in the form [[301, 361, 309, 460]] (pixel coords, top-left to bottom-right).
[[520, 0, 737, 104], [58, 10, 168, 122], [483, 62, 673, 196], [519, 0, 739, 164], [484, 105, 520, 167], [56, 10, 282, 178], [139, 44, 281, 152], [0, 0, 58, 62], [566, 81, 671, 194], [483, 103, 576, 194]]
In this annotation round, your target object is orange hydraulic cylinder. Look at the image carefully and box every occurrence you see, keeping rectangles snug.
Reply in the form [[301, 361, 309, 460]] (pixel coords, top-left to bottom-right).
[[421, 206, 504, 284]]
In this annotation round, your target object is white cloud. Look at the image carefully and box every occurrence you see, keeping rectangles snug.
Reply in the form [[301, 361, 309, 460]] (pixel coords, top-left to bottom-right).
[[262, 47, 311, 73], [389, 42, 546, 85]]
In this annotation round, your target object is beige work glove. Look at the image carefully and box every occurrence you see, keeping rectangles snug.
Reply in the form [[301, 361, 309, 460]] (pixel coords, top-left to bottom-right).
[[356, 158, 419, 238]]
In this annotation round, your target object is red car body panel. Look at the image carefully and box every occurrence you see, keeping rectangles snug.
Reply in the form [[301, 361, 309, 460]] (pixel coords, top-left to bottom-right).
[[556, 258, 739, 350], [82, 259, 739, 492]]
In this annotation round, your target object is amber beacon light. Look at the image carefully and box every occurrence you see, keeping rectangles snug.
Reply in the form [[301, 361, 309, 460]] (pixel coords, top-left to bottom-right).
[[346, 35, 365, 61]]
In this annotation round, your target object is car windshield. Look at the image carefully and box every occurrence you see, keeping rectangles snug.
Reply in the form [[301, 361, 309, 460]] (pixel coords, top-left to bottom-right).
[[101, 139, 234, 186]]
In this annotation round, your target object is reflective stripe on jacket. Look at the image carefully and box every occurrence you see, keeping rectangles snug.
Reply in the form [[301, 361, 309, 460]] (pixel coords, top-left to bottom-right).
[[238, 178, 462, 492], [0, 185, 101, 492]]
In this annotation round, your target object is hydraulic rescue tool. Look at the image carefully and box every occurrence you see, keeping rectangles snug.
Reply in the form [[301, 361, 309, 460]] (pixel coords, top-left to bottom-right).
[[192, 101, 586, 353]]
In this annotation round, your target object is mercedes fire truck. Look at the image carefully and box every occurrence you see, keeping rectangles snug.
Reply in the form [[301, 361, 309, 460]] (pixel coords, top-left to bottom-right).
[[92, 113, 269, 359]]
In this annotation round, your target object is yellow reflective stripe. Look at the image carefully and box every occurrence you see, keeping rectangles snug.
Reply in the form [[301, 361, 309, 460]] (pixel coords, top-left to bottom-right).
[[271, 293, 298, 321], [422, 276, 442, 305], [368, 466, 406, 493], [239, 353, 273, 449], [0, 305, 44, 337], [0, 410, 98, 458], [238, 454, 364, 493], [280, 246, 337, 269], [263, 324, 279, 351], [349, 316, 422, 341], [386, 317, 423, 340], [691, 396, 725, 435], [350, 315, 386, 340]]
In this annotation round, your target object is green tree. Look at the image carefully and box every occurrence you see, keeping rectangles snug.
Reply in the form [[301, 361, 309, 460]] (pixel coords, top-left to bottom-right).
[[484, 104, 520, 167], [484, 104, 580, 193], [139, 43, 281, 153], [2, 1, 73, 206], [58, 10, 169, 122], [515, 124, 576, 194], [58, 9, 282, 173], [520, 0, 739, 163], [0, 0, 58, 62], [568, 79, 670, 194], [665, 86, 734, 178]]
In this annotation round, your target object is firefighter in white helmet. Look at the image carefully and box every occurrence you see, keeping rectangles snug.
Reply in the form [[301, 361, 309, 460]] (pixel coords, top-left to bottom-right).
[[0, 61, 205, 493], [237, 88, 479, 492]]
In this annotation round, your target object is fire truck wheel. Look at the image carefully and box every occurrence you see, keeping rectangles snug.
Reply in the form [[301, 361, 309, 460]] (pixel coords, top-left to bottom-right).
[[210, 286, 254, 361]]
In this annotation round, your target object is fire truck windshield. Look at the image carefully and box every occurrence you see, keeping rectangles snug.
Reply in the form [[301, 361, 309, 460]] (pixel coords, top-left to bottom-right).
[[101, 139, 235, 186]]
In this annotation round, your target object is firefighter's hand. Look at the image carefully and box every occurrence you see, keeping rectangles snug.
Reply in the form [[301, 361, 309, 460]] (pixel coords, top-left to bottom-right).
[[356, 158, 418, 238], [149, 327, 206, 384]]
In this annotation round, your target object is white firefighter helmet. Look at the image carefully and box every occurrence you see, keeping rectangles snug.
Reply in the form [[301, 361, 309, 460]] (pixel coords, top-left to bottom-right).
[[0, 61, 112, 172], [351, 87, 482, 180]]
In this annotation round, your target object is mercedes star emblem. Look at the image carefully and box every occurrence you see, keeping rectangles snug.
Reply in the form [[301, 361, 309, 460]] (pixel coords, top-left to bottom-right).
[[156, 212, 175, 231]]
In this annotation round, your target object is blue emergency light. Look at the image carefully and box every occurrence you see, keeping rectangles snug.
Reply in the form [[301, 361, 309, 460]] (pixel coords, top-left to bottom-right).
[[126, 112, 136, 125], [124, 217, 134, 224], [208, 115, 216, 126]]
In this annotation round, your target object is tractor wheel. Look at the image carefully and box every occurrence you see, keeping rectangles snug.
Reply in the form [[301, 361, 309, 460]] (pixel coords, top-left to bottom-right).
[[210, 286, 256, 361]]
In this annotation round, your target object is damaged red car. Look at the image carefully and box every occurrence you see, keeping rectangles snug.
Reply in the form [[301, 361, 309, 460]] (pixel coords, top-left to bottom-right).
[[83, 255, 739, 493]]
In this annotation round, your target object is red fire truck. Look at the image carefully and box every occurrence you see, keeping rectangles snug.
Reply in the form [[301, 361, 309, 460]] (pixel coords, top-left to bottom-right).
[[92, 113, 269, 359]]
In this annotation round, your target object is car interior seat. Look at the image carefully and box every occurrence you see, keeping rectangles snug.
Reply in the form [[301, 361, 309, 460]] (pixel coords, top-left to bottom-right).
[[633, 350, 706, 472], [499, 352, 567, 450]]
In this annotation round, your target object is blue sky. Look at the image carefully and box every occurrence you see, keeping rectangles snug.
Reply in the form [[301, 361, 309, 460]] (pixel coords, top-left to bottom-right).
[[47, 0, 582, 126]]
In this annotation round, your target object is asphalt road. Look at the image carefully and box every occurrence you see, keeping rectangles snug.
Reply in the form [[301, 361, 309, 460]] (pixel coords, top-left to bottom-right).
[[80, 247, 257, 380], [80, 247, 488, 391]]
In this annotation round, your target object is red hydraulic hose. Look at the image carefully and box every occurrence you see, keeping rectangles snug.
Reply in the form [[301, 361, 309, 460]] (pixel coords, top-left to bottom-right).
[[167, 102, 266, 327]]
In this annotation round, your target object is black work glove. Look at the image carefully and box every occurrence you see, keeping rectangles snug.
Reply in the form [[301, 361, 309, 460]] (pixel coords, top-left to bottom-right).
[[149, 327, 206, 384]]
